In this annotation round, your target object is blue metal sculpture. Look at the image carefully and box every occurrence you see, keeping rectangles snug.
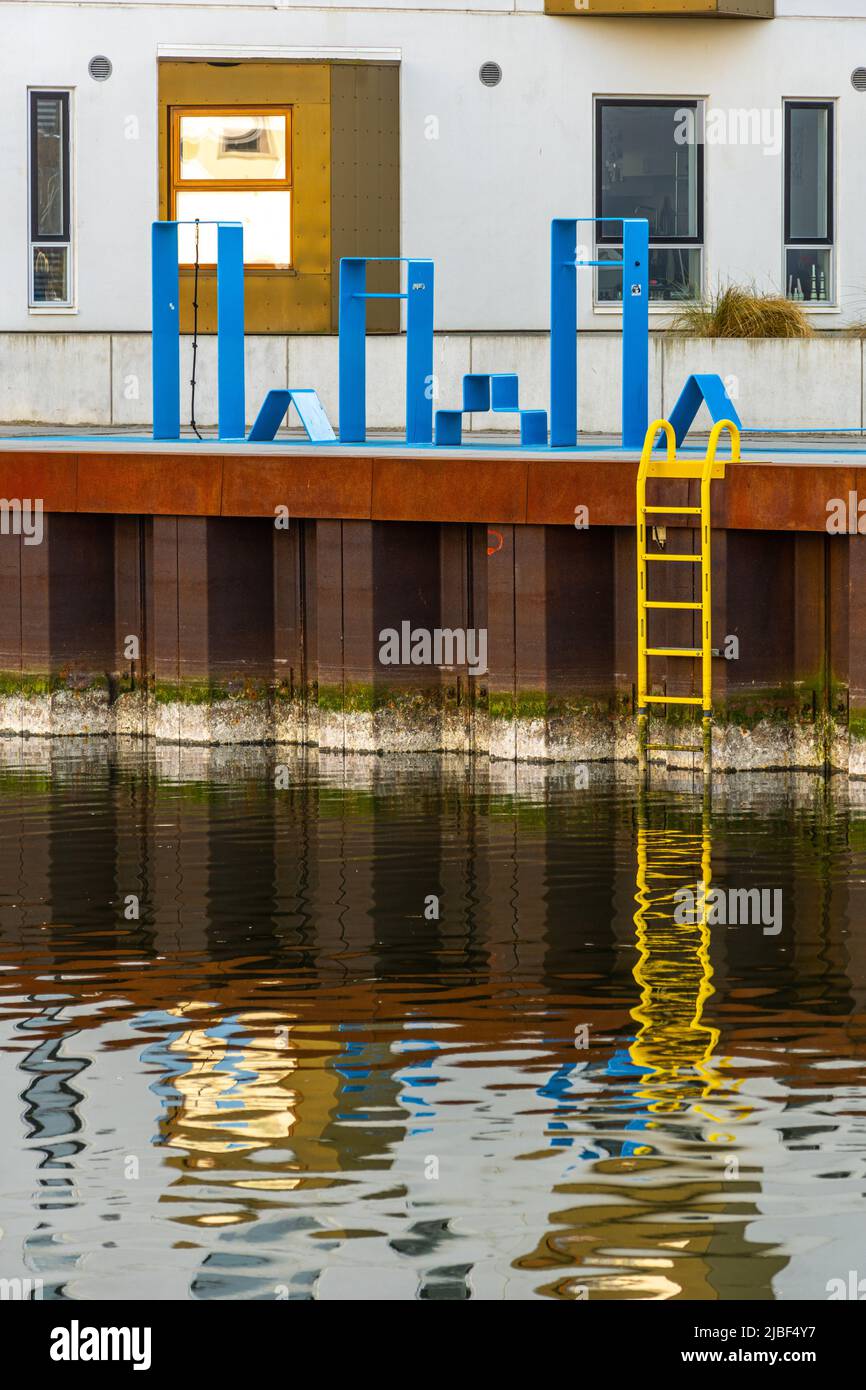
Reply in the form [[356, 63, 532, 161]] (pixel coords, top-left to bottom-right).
[[667, 373, 743, 448], [550, 217, 649, 450], [248, 389, 336, 444], [434, 373, 547, 446], [150, 217, 658, 453], [338, 257, 434, 444], [152, 221, 245, 442]]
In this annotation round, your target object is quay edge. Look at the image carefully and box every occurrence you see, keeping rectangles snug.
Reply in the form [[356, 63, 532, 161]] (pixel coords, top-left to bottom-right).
[[1, 441, 866, 771]]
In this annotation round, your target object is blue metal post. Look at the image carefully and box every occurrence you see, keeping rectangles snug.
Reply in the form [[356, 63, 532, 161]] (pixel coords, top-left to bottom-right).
[[549, 217, 648, 449], [152, 222, 180, 441], [339, 258, 367, 443], [621, 219, 649, 450], [217, 223, 245, 441], [550, 219, 577, 448], [405, 259, 434, 444], [339, 257, 435, 445]]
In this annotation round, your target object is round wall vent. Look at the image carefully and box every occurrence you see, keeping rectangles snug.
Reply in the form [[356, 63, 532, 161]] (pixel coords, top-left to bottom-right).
[[852, 68, 866, 91], [88, 55, 112, 82], [479, 62, 502, 88]]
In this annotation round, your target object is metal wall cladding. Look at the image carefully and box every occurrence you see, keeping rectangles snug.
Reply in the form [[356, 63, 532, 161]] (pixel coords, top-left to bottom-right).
[[158, 60, 399, 335], [329, 64, 401, 334], [0, 509, 846, 713]]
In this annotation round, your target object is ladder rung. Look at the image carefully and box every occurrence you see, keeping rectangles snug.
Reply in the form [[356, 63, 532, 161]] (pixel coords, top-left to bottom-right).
[[642, 694, 703, 705], [644, 553, 702, 563], [642, 505, 702, 515], [645, 647, 702, 657], [645, 601, 702, 610]]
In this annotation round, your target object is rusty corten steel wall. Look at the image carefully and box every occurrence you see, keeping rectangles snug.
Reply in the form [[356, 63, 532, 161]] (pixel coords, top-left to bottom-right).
[[0, 510, 855, 727], [373, 522, 441, 691], [10, 445, 866, 532], [3, 442, 866, 721], [0, 515, 117, 677], [0, 448, 635, 528], [481, 523, 618, 705]]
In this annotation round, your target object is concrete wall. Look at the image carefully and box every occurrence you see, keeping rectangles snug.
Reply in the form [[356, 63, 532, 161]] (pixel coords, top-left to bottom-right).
[[1, 2, 865, 334], [0, 329, 861, 431]]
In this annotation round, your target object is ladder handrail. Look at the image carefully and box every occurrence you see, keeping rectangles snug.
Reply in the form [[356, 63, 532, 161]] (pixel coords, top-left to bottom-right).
[[699, 420, 740, 720], [638, 418, 676, 479], [637, 417, 740, 771], [705, 417, 741, 471]]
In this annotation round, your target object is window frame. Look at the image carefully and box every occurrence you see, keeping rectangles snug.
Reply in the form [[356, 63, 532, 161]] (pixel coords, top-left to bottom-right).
[[28, 88, 73, 309], [782, 98, 835, 307], [595, 97, 705, 247], [169, 104, 293, 269], [784, 99, 834, 248]]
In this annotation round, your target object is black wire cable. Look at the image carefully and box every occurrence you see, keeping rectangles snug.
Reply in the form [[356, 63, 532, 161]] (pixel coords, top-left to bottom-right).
[[189, 218, 202, 440]]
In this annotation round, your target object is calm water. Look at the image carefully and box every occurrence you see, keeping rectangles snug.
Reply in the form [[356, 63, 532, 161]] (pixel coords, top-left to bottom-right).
[[1, 742, 865, 1302]]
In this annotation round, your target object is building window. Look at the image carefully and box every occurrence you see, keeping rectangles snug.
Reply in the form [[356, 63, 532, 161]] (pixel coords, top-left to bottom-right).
[[29, 90, 72, 307], [784, 101, 833, 304], [595, 98, 703, 304], [170, 108, 292, 267]]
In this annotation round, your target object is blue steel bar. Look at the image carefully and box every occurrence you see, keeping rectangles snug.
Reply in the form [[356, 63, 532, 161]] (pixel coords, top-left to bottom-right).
[[339, 258, 367, 443], [152, 222, 180, 441], [549, 219, 577, 448], [217, 223, 246, 441], [549, 217, 648, 449], [339, 257, 434, 445], [621, 219, 649, 450], [405, 259, 434, 444]]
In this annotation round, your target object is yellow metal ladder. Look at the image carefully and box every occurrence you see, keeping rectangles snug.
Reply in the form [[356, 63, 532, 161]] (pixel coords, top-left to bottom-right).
[[636, 418, 740, 773]]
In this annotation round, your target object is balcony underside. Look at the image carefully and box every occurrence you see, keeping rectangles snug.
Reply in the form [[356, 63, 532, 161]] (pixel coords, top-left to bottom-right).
[[544, 0, 773, 17]]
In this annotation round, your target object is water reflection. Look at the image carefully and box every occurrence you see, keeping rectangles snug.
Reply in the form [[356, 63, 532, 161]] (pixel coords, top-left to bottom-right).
[[0, 743, 865, 1300]]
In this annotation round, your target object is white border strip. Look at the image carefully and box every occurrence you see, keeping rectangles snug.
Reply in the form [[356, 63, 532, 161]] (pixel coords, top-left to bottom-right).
[[157, 44, 401, 63]]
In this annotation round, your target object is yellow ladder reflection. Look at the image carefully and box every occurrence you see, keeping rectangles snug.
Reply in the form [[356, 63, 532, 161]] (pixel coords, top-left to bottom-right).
[[630, 786, 750, 1146]]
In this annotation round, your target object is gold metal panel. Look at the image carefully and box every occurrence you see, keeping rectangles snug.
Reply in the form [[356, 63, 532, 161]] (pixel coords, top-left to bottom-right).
[[544, 0, 773, 15], [179, 270, 331, 336], [158, 61, 331, 333], [329, 64, 401, 332]]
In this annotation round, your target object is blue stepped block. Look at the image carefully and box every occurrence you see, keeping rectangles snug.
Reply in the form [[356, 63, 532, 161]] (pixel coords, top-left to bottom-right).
[[435, 373, 548, 446]]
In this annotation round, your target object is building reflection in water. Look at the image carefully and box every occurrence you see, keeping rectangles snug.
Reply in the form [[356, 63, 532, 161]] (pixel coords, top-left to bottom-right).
[[0, 747, 865, 1299]]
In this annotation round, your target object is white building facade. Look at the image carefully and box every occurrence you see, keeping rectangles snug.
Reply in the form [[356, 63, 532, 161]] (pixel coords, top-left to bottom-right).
[[1, 0, 864, 426]]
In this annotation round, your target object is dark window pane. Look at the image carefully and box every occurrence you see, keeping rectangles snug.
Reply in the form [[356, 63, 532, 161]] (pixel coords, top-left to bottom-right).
[[32, 245, 69, 303], [34, 95, 66, 238], [787, 106, 829, 242], [785, 247, 831, 302], [599, 103, 699, 240], [597, 245, 701, 303]]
